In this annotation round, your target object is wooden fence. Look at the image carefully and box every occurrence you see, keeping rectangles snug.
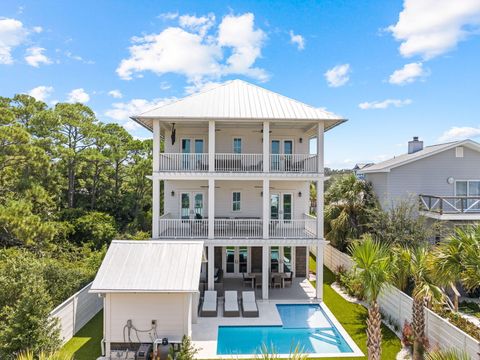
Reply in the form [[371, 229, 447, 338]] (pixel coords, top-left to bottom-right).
[[321, 244, 480, 359], [49, 282, 103, 344]]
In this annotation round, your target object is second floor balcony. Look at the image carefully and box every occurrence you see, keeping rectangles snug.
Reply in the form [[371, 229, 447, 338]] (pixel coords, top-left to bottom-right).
[[158, 153, 319, 173], [419, 194, 480, 219]]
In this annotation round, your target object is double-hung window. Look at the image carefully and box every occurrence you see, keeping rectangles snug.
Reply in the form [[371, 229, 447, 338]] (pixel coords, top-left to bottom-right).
[[233, 138, 242, 154], [232, 192, 241, 211]]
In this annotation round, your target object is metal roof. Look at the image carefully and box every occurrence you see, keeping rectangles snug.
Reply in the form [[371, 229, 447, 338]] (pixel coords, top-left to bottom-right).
[[90, 240, 204, 293], [360, 139, 480, 173], [131, 79, 346, 131]]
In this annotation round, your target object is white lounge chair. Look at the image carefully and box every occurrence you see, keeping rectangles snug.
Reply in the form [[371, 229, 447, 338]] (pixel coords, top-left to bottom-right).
[[200, 290, 217, 317], [241, 291, 259, 317], [223, 291, 240, 317]]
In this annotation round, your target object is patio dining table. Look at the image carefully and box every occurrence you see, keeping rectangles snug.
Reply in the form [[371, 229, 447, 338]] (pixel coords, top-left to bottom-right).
[[246, 272, 290, 288]]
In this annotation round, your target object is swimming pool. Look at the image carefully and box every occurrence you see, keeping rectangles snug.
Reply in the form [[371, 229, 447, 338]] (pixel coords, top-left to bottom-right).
[[217, 304, 356, 356]]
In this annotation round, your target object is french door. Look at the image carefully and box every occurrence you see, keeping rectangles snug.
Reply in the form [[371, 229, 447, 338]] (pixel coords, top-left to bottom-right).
[[224, 246, 249, 277], [271, 140, 293, 171], [270, 246, 294, 273], [180, 192, 205, 219], [270, 193, 293, 220], [181, 138, 204, 170]]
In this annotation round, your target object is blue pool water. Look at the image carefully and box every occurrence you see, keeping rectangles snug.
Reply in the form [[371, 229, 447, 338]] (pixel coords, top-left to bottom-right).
[[217, 304, 353, 355]]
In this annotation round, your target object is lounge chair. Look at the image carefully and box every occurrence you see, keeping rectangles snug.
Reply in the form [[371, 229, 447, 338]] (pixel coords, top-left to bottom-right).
[[241, 291, 259, 317], [200, 290, 217, 317], [223, 291, 240, 317]]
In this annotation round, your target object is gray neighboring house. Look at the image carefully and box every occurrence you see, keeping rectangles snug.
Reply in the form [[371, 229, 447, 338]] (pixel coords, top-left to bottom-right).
[[359, 137, 480, 224], [353, 163, 373, 179]]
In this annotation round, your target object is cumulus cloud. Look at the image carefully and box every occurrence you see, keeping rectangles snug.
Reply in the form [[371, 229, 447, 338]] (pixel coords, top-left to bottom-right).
[[359, 98, 412, 110], [158, 12, 179, 21], [289, 30, 305, 50], [108, 89, 123, 98], [389, 62, 428, 85], [117, 12, 267, 84], [0, 18, 28, 64], [28, 85, 53, 102], [388, 0, 480, 59], [324, 64, 350, 87], [438, 126, 480, 142], [25, 46, 51, 67], [67, 88, 90, 103]]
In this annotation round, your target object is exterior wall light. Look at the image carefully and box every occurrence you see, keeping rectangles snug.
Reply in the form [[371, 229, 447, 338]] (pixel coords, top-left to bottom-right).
[[447, 177, 454, 184], [299, 138, 303, 143], [260, 191, 263, 197], [171, 190, 175, 197], [298, 191, 302, 197]]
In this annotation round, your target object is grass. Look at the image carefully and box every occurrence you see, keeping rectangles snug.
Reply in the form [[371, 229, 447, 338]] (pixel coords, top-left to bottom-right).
[[59, 310, 103, 360], [459, 301, 480, 319], [59, 258, 401, 360]]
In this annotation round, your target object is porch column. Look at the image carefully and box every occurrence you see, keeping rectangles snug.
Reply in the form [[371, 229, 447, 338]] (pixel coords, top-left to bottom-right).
[[316, 122, 325, 239], [208, 178, 215, 239], [153, 120, 160, 172], [207, 246, 215, 290], [263, 121, 269, 172], [262, 179, 270, 239], [209, 120, 215, 172], [152, 179, 160, 238], [316, 242, 324, 300], [317, 121, 324, 174], [262, 245, 269, 300]]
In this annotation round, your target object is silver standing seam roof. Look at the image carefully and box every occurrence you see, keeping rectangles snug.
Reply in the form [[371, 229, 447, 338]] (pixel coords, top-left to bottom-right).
[[130, 79, 347, 131], [90, 240, 204, 293]]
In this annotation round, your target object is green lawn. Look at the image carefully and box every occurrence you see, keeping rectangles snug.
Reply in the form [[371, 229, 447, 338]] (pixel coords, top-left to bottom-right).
[[60, 259, 401, 360], [60, 311, 103, 360]]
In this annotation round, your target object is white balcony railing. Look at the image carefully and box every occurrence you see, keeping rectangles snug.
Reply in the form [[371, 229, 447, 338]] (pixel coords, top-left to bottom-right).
[[214, 218, 263, 238], [215, 154, 263, 172], [158, 216, 208, 238], [159, 153, 208, 172], [269, 218, 317, 238], [270, 154, 318, 173]]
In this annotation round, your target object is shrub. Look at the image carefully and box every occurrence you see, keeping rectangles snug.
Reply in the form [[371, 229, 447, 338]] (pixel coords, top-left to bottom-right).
[[435, 309, 480, 341], [168, 335, 198, 360], [73, 211, 116, 248], [402, 321, 414, 348], [337, 269, 365, 300]]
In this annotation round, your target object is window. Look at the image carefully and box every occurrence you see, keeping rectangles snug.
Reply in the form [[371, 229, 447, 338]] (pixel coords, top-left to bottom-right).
[[232, 192, 241, 211], [233, 138, 242, 154], [456, 146, 464, 158], [455, 180, 480, 211]]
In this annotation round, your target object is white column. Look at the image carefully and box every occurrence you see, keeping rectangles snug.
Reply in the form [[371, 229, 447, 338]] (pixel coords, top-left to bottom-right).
[[262, 245, 269, 300], [209, 120, 215, 172], [263, 121, 270, 172], [153, 120, 160, 172], [316, 180, 324, 239], [316, 122, 325, 239], [208, 178, 215, 239], [208, 246, 215, 290], [152, 178, 160, 238], [317, 121, 324, 174], [262, 179, 270, 239], [316, 242, 324, 300]]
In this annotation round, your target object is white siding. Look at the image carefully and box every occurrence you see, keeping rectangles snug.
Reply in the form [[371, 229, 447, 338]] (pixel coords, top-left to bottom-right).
[[365, 172, 389, 208]]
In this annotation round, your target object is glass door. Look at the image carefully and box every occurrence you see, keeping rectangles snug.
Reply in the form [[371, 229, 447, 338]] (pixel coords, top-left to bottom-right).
[[226, 247, 235, 274], [283, 193, 292, 221], [181, 192, 204, 219], [224, 247, 249, 277], [270, 194, 280, 219], [468, 181, 480, 210], [271, 246, 279, 273], [194, 193, 204, 219], [181, 193, 190, 219], [271, 140, 280, 171], [283, 247, 292, 273], [238, 247, 248, 273], [194, 139, 204, 170], [182, 139, 191, 170], [284, 140, 293, 170]]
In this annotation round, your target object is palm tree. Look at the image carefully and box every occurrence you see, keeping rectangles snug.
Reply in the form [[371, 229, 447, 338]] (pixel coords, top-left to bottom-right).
[[409, 245, 443, 360], [425, 348, 470, 360], [350, 235, 392, 360], [432, 225, 480, 292]]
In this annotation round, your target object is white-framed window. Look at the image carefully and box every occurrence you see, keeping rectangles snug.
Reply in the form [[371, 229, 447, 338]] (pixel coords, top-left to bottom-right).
[[456, 146, 464, 158], [232, 191, 241, 211], [455, 180, 480, 197], [233, 138, 242, 154]]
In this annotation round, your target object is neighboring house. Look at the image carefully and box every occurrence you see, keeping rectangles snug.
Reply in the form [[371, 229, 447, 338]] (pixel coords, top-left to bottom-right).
[[90, 79, 347, 358], [360, 137, 480, 224], [352, 163, 373, 179]]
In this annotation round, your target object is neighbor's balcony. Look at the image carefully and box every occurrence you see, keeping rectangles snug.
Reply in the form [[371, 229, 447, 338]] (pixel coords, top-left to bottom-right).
[[157, 153, 318, 173], [158, 214, 316, 239], [419, 194, 480, 217]]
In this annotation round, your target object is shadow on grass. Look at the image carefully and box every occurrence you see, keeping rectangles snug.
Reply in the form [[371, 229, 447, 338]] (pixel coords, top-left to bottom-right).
[[60, 310, 103, 360]]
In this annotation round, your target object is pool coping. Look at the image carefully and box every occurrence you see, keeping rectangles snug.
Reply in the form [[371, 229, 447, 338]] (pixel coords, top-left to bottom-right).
[[193, 300, 364, 359]]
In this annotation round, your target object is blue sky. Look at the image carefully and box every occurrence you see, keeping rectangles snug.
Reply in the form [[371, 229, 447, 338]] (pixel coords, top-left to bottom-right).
[[1, 0, 480, 168]]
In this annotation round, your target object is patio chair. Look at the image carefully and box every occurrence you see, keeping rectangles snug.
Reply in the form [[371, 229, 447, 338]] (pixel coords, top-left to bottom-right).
[[254, 274, 262, 289], [200, 290, 217, 317], [272, 274, 282, 288], [223, 291, 240, 317], [241, 291, 259, 317], [284, 272, 293, 287], [242, 272, 254, 288]]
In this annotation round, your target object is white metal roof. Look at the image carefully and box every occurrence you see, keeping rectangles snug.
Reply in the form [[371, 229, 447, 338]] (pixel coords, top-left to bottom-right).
[[90, 240, 204, 293], [131, 79, 346, 131], [360, 139, 480, 174]]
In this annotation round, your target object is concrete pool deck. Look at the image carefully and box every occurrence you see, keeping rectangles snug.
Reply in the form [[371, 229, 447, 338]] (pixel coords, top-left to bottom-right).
[[191, 280, 363, 359]]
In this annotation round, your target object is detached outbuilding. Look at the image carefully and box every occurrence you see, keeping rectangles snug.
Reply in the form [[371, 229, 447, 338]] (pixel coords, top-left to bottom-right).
[[90, 240, 203, 357]]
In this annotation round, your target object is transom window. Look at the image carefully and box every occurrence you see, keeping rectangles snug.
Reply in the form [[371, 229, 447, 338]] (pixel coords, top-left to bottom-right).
[[232, 192, 241, 211], [233, 138, 242, 154]]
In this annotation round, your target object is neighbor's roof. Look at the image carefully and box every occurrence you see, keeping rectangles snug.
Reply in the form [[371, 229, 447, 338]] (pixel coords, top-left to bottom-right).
[[90, 240, 203, 293], [131, 79, 346, 131], [360, 139, 480, 174]]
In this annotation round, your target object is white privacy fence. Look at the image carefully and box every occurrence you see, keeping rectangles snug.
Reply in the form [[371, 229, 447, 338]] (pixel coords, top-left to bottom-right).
[[49, 282, 103, 344], [321, 244, 480, 359]]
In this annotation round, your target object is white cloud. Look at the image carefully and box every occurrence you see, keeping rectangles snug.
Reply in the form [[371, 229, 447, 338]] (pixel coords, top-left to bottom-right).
[[32, 26, 43, 33], [388, 0, 480, 59], [389, 62, 428, 85], [117, 12, 267, 84], [65, 51, 94, 64], [28, 85, 54, 102], [438, 126, 480, 142], [108, 89, 123, 98], [324, 64, 350, 87], [0, 18, 28, 64], [184, 80, 222, 95], [158, 12, 179, 21], [289, 30, 305, 50], [160, 81, 171, 90], [67, 88, 90, 103], [25, 47, 51, 67], [359, 98, 412, 110]]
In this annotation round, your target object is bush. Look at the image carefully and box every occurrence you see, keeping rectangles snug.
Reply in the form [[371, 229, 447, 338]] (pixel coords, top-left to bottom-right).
[[73, 211, 116, 248], [336, 269, 365, 300], [435, 309, 480, 341], [402, 321, 414, 348]]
